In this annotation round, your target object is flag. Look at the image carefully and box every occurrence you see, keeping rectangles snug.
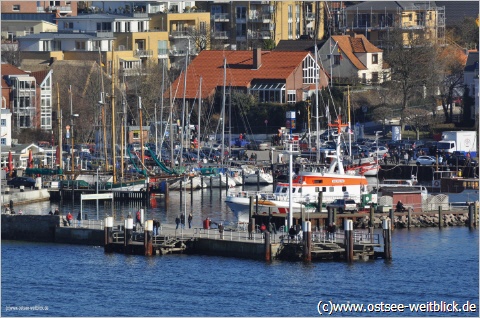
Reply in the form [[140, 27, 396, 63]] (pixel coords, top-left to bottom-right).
[[347, 127, 354, 135]]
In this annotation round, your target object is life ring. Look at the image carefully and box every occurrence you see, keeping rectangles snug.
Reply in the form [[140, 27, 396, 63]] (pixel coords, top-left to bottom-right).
[[433, 180, 440, 187]]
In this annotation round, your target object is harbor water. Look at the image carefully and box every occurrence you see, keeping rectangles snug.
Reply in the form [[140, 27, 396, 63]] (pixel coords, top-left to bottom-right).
[[1, 185, 479, 316]]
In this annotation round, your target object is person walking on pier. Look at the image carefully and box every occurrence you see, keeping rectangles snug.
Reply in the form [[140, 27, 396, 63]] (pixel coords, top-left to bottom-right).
[[135, 210, 142, 229], [66, 212, 73, 226], [180, 214, 185, 229], [175, 216, 181, 229], [188, 213, 193, 229]]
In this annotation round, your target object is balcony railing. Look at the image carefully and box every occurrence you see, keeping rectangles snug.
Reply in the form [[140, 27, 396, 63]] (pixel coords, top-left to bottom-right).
[[169, 49, 198, 56], [305, 13, 315, 20], [158, 48, 169, 55], [212, 31, 230, 39], [248, 30, 271, 39], [170, 30, 191, 38], [212, 13, 230, 21], [249, 13, 272, 22], [134, 49, 153, 58], [48, 6, 72, 12], [37, 7, 46, 13]]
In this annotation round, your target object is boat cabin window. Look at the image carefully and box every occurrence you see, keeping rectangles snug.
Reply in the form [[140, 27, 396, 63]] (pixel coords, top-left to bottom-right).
[[342, 186, 347, 191], [313, 180, 323, 184], [298, 188, 302, 193], [281, 188, 287, 193], [321, 187, 326, 192], [329, 187, 334, 192]]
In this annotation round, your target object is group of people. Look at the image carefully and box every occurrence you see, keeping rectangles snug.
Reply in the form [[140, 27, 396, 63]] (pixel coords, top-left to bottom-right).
[[175, 213, 193, 229]]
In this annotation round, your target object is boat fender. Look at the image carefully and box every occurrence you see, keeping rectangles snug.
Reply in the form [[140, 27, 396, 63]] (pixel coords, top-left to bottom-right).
[[433, 180, 440, 187]]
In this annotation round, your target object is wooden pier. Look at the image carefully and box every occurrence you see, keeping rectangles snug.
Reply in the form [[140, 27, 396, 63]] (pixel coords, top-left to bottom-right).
[[102, 217, 389, 262]]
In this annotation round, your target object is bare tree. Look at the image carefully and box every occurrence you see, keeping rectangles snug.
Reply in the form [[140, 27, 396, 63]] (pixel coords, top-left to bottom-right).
[[1, 43, 20, 66], [383, 29, 435, 131]]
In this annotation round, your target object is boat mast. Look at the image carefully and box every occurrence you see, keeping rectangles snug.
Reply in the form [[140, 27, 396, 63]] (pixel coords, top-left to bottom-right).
[[111, 45, 116, 183], [139, 96, 145, 172], [347, 85, 351, 159], [221, 58, 226, 166], [169, 86, 174, 168], [56, 83, 62, 171], [315, 44, 320, 164], [179, 42, 189, 168], [197, 76, 202, 162]]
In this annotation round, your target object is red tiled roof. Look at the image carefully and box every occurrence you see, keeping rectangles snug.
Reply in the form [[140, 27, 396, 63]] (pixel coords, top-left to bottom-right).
[[169, 50, 312, 99], [332, 34, 382, 71], [1, 63, 29, 89], [30, 70, 50, 85]]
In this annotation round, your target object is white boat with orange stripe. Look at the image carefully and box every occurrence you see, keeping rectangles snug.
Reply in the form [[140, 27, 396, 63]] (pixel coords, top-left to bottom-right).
[[226, 116, 369, 221]]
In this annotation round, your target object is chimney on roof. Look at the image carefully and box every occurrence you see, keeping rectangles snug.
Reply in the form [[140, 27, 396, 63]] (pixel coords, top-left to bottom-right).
[[253, 47, 261, 70]]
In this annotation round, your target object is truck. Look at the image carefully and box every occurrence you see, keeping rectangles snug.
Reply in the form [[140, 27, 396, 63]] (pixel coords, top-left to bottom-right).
[[437, 131, 477, 157]]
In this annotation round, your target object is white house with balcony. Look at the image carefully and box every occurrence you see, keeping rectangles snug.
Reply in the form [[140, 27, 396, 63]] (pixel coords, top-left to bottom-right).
[[57, 13, 151, 33], [318, 34, 390, 85], [18, 31, 114, 52]]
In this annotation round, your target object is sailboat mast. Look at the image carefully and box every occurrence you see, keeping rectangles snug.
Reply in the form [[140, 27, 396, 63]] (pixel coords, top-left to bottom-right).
[[347, 85, 351, 158], [169, 86, 174, 168], [221, 58, 226, 165], [56, 83, 63, 171], [139, 96, 145, 170], [111, 45, 116, 183], [315, 44, 320, 164], [180, 42, 189, 168], [197, 76, 202, 162]]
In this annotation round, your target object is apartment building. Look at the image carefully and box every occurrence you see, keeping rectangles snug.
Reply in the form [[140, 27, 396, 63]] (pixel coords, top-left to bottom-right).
[[1, 1, 77, 16]]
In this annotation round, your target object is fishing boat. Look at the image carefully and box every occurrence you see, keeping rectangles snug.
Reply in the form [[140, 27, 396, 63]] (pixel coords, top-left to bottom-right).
[[226, 116, 369, 221]]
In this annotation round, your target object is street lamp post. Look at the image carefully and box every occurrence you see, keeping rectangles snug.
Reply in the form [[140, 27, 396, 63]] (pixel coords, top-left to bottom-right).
[[70, 114, 79, 173]]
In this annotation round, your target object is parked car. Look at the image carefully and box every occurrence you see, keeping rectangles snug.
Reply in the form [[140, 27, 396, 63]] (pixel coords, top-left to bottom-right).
[[369, 146, 389, 157], [416, 156, 436, 165], [7, 177, 36, 189], [326, 199, 358, 213]]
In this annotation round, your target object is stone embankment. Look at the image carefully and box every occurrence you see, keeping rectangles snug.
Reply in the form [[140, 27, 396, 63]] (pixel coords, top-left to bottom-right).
[[354, 213, 469, 228]]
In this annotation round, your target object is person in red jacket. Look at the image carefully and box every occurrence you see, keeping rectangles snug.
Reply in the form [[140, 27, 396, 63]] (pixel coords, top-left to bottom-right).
[[66, 212, 73, 226]]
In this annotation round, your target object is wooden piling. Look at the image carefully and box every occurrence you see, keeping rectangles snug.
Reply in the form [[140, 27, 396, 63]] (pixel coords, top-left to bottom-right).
[[248, 196, 254, 240], [125, 217, 133, 252], [382, 219, 392, 260], [468, 204, 474, 229], [438, 206, 443, 228], [407, 207, 411, 229], [264, 231, 271, 262], [104, 216, 113, 253], [369, 206, 375, 228], [344, 219, 353, 263], [389, 209, 395, 231], [317, 191, 323, 213], [303, 221, 312, 262], [257, 170, 260, 191], [332, 208, 337, 227], [190, 178, 193, 201], [241, 171, 245, 191], [144, 220, 153, 256]]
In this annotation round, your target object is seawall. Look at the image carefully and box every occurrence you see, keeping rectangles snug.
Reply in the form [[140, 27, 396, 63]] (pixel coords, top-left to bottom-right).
[[3, 189, 50, 207], [1, 215, 103, 245], [188, 238, 280, 260]]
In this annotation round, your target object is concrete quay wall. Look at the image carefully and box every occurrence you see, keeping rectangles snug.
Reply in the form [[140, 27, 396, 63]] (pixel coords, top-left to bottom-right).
[[54, 228, 104, 246], [1, 214, 59, 242], [1, 215, 103, 245], [3, 189, 50, 207], [189, 238, 280, 260]]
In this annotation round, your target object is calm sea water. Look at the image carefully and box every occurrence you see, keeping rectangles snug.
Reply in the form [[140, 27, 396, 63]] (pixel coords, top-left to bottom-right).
[[1, 185, 479, 317]]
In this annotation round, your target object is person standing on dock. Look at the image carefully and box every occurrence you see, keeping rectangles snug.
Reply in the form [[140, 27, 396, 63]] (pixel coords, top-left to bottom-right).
[[180, 214, 185, 229], [76, 212, 81, 227], [135, 210, 142, 229], [175, 216, 180, 229], [188, 213, 193, 229], [66, 212, 73, 226]]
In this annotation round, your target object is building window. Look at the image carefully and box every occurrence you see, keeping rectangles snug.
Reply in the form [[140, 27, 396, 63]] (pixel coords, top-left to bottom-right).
[[288, 22, 292, 39], [362, 73, 367, 84], [1, 138, 6, 146], [303, 56, 317, 84], [1, 119, 6, 126], [236, 6, 246, 19], [334, 55, 341, 65], [372, 54, 378, 64], [64, 22, 73, 29], [288, 5, 292, 19], [133, 132, 139, 139], [287, 91, 296, 104], [408, 13, 413, 21], [372, 72, 379, 83], [12, 4, 20, 11], [75, 41, 86, 50]]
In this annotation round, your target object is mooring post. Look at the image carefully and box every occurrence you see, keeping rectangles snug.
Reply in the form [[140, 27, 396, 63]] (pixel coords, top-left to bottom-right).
[[382, 218, 392, 260], [303, 221, 312, 262], [241, 170, 245, 191], [190, 177, 193, 201], [257, 169, 260, 191], [438, 205, 443, 228], [123, 219, 128, 250], [326, 207, 331, 228], [317, 191, 323, 213], [264, 231, 271, 261], [209, 176, 213, 191], [332, 208, 337, 228], [389, 208, 395, 231], [248, 196, 254, 240], [369, 205, 375, 227], [255, 195, 259, 215], [225, 173, 229, 192], [125, 217, 133, 253], [144, 220, 153, 256], [104, 216, 113, 253], [344, 219, 353, 263], [468, 203, 474, 229]]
